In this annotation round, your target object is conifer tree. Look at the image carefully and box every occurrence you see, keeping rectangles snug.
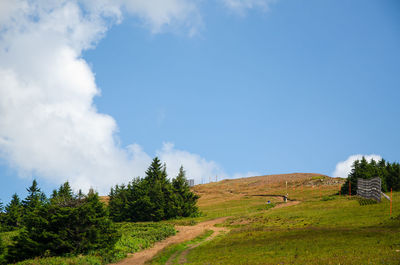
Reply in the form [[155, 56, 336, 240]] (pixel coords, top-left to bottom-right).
[[172, 166, 199, 217], [340, 157, 400, 195], [4, 194, 23, 229], [108, 158, 200, 222], [22, 179, 46, 213], [7, 182, 119, 263]]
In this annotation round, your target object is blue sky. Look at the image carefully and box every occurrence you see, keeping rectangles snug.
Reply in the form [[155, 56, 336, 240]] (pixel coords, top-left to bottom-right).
[[0, 0, 399, 203]]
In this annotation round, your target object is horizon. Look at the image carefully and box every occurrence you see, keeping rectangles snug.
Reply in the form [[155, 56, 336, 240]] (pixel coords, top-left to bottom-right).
[[0, 0, 399, 203]]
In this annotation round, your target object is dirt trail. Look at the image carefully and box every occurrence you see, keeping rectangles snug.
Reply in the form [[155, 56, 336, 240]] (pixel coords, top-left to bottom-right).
[[175, 225, 228, 264], [111, 217, 229, 265], [112, 201, 300, 265]]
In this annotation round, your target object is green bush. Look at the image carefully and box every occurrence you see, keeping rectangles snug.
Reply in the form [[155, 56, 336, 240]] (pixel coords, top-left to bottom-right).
[[0, 237, 6, 265]]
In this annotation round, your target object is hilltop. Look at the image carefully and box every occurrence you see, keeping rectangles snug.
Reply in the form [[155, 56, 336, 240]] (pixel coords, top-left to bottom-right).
[[193, 173, 344, 209]]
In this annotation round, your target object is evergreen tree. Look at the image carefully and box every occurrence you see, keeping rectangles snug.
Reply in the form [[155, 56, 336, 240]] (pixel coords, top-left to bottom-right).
[[340, 157, 400, 195], [3, 194, 23, 229], [50, 181, 75, 206], [172, 166, 199, 217], [109, 184, 131, 222], [7, 183, 119, 263], [144, 158, 167, 221], [22, 179, 46, 213], [109, 158, 200, 222]]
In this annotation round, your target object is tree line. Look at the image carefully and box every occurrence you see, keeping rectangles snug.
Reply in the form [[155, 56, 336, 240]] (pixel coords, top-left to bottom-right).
[[0, 157, 199, 264], [341, 157, 400, 195]]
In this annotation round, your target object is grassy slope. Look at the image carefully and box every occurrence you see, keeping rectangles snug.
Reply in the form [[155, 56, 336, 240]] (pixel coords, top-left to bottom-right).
[[182, 174, 400, 264], [1, 223, 176, 265]]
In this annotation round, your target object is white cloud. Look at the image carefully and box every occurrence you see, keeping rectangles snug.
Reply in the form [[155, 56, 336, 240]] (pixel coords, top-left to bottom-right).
[[157, 143, 258, 185], [0, 0, 264, 194], [0, 0, 201, 194], [332, 154, 382, 178], [220, 0, 277, 14], [157, 142, 225, 184]]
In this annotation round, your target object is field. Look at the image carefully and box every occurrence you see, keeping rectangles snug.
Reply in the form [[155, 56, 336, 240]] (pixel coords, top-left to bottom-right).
[[0, 223, 176, 265], [2, 173, 400, 264], [152, 173, 400, 264]]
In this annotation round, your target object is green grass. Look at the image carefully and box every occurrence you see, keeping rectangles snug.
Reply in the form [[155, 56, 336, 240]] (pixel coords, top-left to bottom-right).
[[148, 230, 214, 265], [185, 193, 400, 264], [114, 222, 176, 254], [12, 256, 103, 265], [1, 222, 176, 265]]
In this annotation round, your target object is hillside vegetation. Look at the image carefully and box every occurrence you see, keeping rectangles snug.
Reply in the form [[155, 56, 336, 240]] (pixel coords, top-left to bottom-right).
[[152, 173, 400, 264]]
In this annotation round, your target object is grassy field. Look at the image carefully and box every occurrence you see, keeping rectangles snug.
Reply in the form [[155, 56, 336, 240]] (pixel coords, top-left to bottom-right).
[[3, 173, 399, 264], [181, 175, 400, 265], [150, 174, 400, 264], [0, 223, 176, 265]]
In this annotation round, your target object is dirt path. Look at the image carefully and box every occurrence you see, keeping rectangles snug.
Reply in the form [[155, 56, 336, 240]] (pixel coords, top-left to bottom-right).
[[111, 217, 229, 265], [112, 201, 300, 265], [175, 225, 228, 264], [168, 201, 300, 264]]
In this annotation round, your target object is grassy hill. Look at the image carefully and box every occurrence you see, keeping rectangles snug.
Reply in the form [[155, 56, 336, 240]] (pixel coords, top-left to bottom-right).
[[156, 173, 400, 264]]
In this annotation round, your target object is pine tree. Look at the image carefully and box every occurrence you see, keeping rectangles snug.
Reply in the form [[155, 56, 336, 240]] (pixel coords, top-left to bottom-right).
[[144, 158, 168, 221], [145, 157, 164, 182], [108, 159, 200, 222], [7, 184, 119, 263], [51, 181, 75, 206], [340, 157, 400, 195], [172, 166, 199, 217], [22, 179, 46, 213], [4, 194, 23, 229]]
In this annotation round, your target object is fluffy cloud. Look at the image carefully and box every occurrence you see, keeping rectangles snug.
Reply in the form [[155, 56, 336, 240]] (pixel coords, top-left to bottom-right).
[[157, 143, 259, 185], [157, 143, 224, 184], [0, 0, 262, 194], [332, 154, 382, 178]]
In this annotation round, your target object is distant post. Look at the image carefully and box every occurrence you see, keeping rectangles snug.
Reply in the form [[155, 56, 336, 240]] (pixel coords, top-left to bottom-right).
[[349, 181, 351, 197]]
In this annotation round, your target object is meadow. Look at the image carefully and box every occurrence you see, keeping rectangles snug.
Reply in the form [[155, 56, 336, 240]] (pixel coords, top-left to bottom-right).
[[149, 174, 400, 264], [0, 223, 176, 265], [184, 180, 400, 264], [3, 173, 400, 264]]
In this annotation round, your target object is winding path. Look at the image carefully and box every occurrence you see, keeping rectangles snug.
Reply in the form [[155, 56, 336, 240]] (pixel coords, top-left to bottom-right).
[[111, 200, 300, 265], [111, 217, 229, 265]]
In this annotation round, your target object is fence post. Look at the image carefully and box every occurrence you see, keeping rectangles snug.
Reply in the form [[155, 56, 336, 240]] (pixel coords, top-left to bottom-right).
[[349, 181, 351, 197]]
